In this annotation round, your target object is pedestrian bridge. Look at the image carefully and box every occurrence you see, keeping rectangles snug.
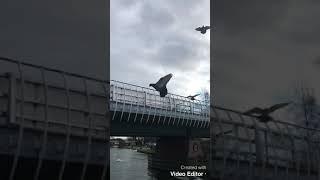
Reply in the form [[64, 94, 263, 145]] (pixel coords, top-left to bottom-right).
[[0, 57, 210, 139], [110, 80, 210, 137], [0, 57, 209, 179], [2, 57, 320, 179], [110, 80, 209, 127]]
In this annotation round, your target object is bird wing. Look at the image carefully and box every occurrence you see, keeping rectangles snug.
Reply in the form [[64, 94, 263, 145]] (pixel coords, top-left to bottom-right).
[[195, 27, 201, 31], [160, 86, 168, 97], [243, 107, 264, 115], [204, 26, 210, 30], [215, 130, 233, 137], [155, 73, 173, 88], [268, 102, 290, 113], [193, 94, 200, 97]]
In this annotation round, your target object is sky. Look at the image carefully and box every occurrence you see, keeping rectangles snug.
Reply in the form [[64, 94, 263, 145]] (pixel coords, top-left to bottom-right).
[[213, 0, 320, 121], [0, 0, 108, 80], [110, 0, 210, 98]]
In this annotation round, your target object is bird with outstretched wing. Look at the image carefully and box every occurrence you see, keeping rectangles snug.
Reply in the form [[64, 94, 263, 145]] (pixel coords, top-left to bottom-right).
[[243, 102, 291, 122], [267, 102, 291, 113], [186, 94, 200, 100], [212, 130, 233, 144], [149, 73, 173, 97], [195, 25, 210, 34]]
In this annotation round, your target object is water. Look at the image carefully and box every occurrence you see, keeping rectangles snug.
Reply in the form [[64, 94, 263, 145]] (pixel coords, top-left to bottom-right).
[[110, 147, 207, 180], [110, 147, 156, 180]]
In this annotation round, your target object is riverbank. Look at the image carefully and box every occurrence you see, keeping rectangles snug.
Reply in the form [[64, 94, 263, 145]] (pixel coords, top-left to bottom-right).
[[136, 147, 155, 154], [111, 145, 155, 154]]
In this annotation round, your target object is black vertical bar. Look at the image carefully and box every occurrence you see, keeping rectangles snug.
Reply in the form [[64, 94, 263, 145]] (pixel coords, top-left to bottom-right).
[[58, 72, 71, 180], [101, 83, 110, 180], [9, 62, 25, 180], [80, 79, 93, 180], [34, 68, 50, 180]]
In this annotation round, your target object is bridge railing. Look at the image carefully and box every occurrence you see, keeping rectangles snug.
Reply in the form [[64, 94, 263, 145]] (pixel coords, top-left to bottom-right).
[[211, 105, 320, 180], [0, 57, 109, 180], [110, 80, 209, 114], [110, 80, 210, 126]]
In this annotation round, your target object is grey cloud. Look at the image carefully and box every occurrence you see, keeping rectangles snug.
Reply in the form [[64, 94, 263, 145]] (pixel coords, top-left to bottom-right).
[[115, 0, 139, 8], [0, 0, 107, 79], [140, 2, 175, 28], [214, 0, 320, 114], [111, 0, 210, 95], [314, 56, 320, 66], [214, 0, 289, 35], [155, 41, 199, 70]]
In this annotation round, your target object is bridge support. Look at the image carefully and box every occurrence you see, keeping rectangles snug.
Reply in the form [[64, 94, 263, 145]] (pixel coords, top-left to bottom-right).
[[149, 136, 189, 171]]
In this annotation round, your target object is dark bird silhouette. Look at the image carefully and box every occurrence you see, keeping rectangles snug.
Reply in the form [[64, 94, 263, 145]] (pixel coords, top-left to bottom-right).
[[212, 130, 233, 144], [186, 94, 200, 100], [149, 73, 173, 97], [214, 130, 233, 138], [243, 102, 291, 122], [195, 25, 210, 34]]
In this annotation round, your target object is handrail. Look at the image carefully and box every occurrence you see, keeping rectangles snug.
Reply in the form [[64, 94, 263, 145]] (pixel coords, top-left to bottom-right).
[[0, 56, 109, 84], [213, 105, 320, 132], [110, 80, 208, 103], [0, 56, 209, 104]]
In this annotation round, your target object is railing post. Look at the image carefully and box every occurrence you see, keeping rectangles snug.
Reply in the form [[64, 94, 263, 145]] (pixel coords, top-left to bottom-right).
[[8, 73, 16, 124], [10, 62, 25, 180], [144, 91, 147, 106], [34, 68, 50, 180], [58, 72, 71, 180], [112, 84, 115, 101], [255, 125, 263, 164], [264, 130, 268, 163]]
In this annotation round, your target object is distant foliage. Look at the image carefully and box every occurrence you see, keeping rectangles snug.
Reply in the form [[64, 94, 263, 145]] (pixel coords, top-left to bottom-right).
[[290, 85, 319, 129], [199, 88, 210, 105]]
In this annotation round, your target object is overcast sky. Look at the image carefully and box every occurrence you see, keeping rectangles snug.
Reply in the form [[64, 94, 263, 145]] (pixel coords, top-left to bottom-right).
[[0, 0, 107, 80], [110, 0, 210, 97], [214, 0, 320, 120]]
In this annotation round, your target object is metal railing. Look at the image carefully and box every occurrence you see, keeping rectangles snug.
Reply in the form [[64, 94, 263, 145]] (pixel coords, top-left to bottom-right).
[[211, 105, 320, 180], [5, 57, 320, 179], [110, 80, 210, 127], [0, 57, 109, 180], [0, 56, 209, 179]]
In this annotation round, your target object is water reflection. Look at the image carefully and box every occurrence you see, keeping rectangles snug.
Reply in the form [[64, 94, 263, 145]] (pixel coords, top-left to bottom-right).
[[111, 147, 155, 180], [110, 147, 208, 180]]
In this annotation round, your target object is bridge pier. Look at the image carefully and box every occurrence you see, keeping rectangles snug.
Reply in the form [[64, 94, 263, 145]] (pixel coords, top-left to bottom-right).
[[156, 136, 189, 161], [149, 136, 189, 171]]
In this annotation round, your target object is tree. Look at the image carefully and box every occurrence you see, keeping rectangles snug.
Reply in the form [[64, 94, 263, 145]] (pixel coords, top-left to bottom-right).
[[290, 84, 319, 129], [199, 88, 210, 105]]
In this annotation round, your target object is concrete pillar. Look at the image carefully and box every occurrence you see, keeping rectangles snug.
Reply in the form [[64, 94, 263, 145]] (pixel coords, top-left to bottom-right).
[[155, 137, 189, 160], [149, 137, 189, 171]]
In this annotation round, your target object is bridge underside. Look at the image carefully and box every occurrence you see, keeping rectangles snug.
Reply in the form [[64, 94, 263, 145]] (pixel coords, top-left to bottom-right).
[[110, 111, 209, 137]]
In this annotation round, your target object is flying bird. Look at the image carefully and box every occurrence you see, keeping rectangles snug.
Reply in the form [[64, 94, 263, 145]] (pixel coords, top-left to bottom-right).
[[195, 25, 210, 34], [212, 130, 233, 144], [149, 73, 173, 97], [214, 130, 233, 138], [243, 102, 291, 122], [186, 94, 200, 100]]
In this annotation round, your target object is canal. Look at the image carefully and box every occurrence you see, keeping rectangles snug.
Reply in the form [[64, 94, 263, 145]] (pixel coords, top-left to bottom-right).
[[110, 147, 155, 179], [110, 147, 207, 180]]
